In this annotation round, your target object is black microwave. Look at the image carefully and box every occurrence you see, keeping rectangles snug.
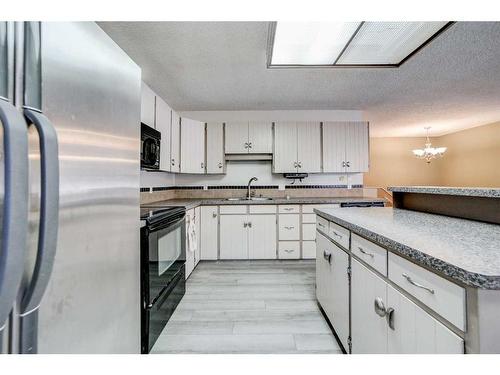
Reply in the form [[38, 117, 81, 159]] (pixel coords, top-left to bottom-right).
[[141, 123, 161, 170]]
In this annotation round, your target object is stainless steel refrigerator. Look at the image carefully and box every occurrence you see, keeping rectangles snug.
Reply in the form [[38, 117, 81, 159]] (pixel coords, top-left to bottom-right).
[[0, 22, 141, 353]]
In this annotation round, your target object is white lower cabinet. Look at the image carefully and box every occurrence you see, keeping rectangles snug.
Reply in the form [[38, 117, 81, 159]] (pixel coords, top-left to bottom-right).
[[351, 258, 464, 354], [279, 241, 300, 259], [316, 232, 350, 350], [220, 213, 277, 260], [248, 215, 277, 259], [351, 258, 388, 354], [302, 241, 316, 259], [219, 214, 248, 259], [185, 209, 197, 279], [195, 207, 201, 266], [386, 285, 464, 354], [200, 206, 218, 260]]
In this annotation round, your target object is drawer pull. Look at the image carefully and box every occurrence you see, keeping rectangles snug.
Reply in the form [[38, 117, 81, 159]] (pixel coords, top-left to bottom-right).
[[283, 207, 294, 211], [212, 212, 217, 218], [323, 250, 331, 264], [284, 249, 294, 253], [386, 307, 395, 330], [284, 226, 294, 230], [332, 230, 342, 239], [318, 222, 326, 228], [358, 247, 374, 258], [402, 273, 435, 294]]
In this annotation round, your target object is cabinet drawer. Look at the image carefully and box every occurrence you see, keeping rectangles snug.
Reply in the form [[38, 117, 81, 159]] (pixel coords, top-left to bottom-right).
[[351, 233, 387, 275], [279, 205, 300, 214], [388, 253, 466, 331], [279, 241, 300, 259], [329, 221, 350, 250], [302, 204, 340, 213], [316, 215, 329, 233], [249, 205, 276, 214], [219, 205, 247, 214], [302, 241, 316, 259], [279, 215, 300, 240], [302, 223, 316, 241], [302, 213, 316, 223]]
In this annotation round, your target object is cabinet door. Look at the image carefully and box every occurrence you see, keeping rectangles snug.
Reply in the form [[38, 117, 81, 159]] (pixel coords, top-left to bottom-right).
[[316, 231, 349, 348], [322, 122, 346, 173], [330, 241, 350, 350], [273, 121, 298, 173], [185, 210, 196, 279], [219, 215, 248, 259], [200, 206, 218, 260], [170, 111, 181, 172], [140, 82, 155, 127], [351, 259, 388, 353], [345, 121, 369, 173], [225, 121, 248, 154], [206, 122, 225, 174], [386, 285, 464, 354], [155, 97, 172, 172], [296, 121, 321, 173], [248, 215, 277, 259], [180, 118, 205, 174], [248, 121, 272, 153], [195, 207, 201, 267]]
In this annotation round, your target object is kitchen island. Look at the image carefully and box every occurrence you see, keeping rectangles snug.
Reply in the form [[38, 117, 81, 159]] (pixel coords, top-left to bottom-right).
[[314, 187, 500, 354]]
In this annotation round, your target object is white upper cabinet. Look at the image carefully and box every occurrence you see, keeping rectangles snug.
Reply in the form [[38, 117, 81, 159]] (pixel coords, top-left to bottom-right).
[[225, 121, 248, 153], [140, 82, 156, 127], [274, 121, 321, 173], [170, 111, 181, 172], [296, 121, 321, 173], [206, 122, 225, 174], [345, 122, 369, 172], [273, 121, 297, 173], [323, 121, 369, 173], [180, 117, 205, 174], [225, 121, 272, 154], [248, 121, 273, 153], [155, 97, 172, 172]]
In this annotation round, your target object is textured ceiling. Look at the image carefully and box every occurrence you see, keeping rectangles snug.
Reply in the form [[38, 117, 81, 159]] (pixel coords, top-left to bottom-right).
[[98, 21, 500, 137]]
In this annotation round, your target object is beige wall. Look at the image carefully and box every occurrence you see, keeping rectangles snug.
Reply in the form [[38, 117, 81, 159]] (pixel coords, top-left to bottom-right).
[[364, 121, 500, 188]]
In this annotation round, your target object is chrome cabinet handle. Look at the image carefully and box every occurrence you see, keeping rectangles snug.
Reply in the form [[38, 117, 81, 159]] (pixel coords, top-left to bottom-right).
[[346, 161, 350, 168], [212, 212, 217, 218], [20, 109, 60, 354], [342, 161, 346, 168], [248, 142, 252, 148], [247, 222, 252, 228], [283, 207, 294, 211], [323, 250, 332, 264], [332, 230, 342, 239], [293, 161, 298, 168], [243, 222, 247, 228], [374, 297, 387, 317], [402, 273, 435, 294], [244, 142, 249, 149], [0, 101, 29, 347], [201, 162, 204, 169], [297, 161, 302, 168], [284, 249, 294, 253], [318, 222, 326, 228], [171, 158, 175, 166], [358, 247, 374, 258], [386, 307, 395, 330], [284, 226, 294, 230], [218, 162, 223, 168]]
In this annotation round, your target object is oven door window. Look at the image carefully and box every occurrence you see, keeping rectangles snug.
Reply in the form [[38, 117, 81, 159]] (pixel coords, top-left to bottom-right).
[[157, 227, 181, 275]]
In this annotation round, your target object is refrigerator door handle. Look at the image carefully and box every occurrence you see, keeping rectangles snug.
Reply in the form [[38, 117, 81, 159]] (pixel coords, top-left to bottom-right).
[[19, 108, 59, 354], [0, 101, 29, 350]]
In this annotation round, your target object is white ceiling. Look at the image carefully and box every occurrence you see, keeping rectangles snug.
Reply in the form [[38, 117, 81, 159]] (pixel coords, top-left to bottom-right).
[[98, 21, 500, 137]]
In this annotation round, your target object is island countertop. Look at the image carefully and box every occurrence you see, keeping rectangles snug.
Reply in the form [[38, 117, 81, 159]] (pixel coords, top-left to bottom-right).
[[388, 186, 500, 198], [314, 207, 500, 290]]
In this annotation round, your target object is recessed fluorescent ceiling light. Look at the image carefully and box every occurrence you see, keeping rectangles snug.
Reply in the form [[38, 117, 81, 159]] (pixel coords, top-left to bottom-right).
[[270, 21, 450, 66]]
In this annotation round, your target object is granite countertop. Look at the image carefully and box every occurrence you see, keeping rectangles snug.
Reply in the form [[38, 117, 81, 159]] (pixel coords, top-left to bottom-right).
[[141, 197, 385, 210], [315, 207, 500, 289], [388, 186, 500, 198]]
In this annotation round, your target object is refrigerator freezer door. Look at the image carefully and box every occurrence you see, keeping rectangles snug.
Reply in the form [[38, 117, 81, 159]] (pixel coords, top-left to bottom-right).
[[30, 22, 141, 353]]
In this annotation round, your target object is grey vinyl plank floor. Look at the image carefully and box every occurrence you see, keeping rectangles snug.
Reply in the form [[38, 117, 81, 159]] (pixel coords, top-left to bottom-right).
[[151, 260, 342, 354]]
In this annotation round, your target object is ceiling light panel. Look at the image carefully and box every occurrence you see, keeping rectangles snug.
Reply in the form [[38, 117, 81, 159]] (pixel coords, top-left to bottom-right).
[[271, 22, 361, 65], [336, 22, 449, 65]]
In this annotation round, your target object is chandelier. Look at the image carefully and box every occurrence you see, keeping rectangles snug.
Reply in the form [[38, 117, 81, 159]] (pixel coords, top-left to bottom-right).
[[412, 127, 447, 163]]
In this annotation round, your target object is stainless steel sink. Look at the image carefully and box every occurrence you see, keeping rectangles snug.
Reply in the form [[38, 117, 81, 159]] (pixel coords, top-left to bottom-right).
[[225, 197, 274, 201]]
